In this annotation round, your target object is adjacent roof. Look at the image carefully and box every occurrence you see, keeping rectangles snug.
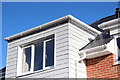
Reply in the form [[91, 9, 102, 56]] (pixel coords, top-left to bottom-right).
[[90, 8, 120, 31], [90, 14, 117, 29], [79, 8, 120, 51], [5, 15, 101, 42], [79, 31, 113, 51], [0, 67, 6, 73]]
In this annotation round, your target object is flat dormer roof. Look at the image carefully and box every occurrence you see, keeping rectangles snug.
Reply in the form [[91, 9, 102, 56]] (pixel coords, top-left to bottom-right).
[[5, 15, 101, 42]]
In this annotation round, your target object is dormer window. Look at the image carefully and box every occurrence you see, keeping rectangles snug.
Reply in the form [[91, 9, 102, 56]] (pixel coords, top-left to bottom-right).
[[117, 37, 120, 60], [17, 35, 55, 76]]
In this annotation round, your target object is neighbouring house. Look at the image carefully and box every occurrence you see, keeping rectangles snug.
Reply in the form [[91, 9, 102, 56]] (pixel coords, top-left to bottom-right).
[[0, 67, 6, 80], [5, 8, 120, 78]]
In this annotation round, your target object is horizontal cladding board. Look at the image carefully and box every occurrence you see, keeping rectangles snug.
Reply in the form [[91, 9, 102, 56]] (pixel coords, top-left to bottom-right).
[[69, 29, 90, 43], [56, 50, 68, 57], [6, 57, 69, 74], [69, 44, 80, 51], [56, 34, 68, 41], [7, 57, 17, 64], [7, 50, 18, 56], [69, 64, 86, 73], [56, 58, 69, 65], [69, 23, 95, 38], [69, 37, 87, 48], [6, 62, 69, 76], [56, 42, 68, 49], [69, 73, 86, 78], [56, 53, 68, 61], [69, 34, 88, 45], [8, 46, 18, 51], [7, 54, 17, 60], [69, 40, 84, 49], [6, 60, 17, 67], [6, 24, 69, 77], [6, 69, 16, 75], [6, 74, 16, 78], [45, 72, 68, 78], [69, 67, 86, 76], [56, 46, 68, 53], [69, 54, 80, 60], [56, 38, 68, 45], [20, 67, 68, 78], [56, 30, 68, 38], [69, 48, 79, 54], [69, 58, 86, 68], [69, 46, 79, 53], [6, 65, 16, 72], [8, 49, 18, 54]]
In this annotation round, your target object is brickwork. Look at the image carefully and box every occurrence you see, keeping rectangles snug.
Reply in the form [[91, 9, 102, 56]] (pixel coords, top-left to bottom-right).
[[86, 53, 120, 78]]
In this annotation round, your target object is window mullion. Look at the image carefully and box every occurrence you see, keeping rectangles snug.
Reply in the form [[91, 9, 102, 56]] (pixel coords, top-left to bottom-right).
[[31, 45, 35, 72]]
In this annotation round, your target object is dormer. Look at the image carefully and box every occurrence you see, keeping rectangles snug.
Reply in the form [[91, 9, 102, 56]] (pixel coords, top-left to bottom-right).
[[5, 15, 100, 78]]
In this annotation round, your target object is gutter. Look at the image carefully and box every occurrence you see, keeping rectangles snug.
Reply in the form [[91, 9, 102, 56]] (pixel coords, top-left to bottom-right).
[[78, 44, 108, 59], [5, 15, 101, 42], [98, 18, 120, 29], [79, 44, 107, 54], [4, 15, 68, 42]]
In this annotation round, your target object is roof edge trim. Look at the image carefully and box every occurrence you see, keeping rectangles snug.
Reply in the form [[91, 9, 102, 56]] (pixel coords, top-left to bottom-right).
[[5, 15, 101, 42]]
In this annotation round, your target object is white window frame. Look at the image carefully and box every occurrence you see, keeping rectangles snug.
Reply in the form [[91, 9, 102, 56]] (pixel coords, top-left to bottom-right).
[[114, 35, 120, 65], [17, 35, 56, 76], [43, 38, 55, 70], [21, 45, 34, 75]]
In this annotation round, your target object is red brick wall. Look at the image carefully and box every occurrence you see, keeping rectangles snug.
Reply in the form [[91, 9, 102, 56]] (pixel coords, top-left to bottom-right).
[[86, 53, 120, 78]]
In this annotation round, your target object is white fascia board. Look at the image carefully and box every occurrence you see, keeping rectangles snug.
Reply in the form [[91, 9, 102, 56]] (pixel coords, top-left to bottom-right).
[[68, 15, 101, 35], [5, 15, 101, 42], [102, 23, 120, 30], [4, 15, 68, 41], [86, 50, 111, 59], [98, 18, 120, 29], [79, 38, 115, 59], [79, 45, 107, 54], [78, 45, 107, 59]]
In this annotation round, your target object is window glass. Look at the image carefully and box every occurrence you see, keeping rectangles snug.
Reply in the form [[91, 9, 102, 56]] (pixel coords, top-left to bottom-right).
[[21, 35, 55, 74], [34, 42, 43, 71], [117, 38, 120, 60], [117, 38, 120, 49], [22, 47, 31, 73], [45, 39, 54, 67]]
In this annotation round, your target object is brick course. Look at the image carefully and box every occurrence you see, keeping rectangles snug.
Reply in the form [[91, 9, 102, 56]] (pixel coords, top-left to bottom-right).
[[86, 53, 120, 78]]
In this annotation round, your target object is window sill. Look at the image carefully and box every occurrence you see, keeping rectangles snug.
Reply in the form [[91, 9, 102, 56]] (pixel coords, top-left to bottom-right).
[[16, 66, 55, 78]]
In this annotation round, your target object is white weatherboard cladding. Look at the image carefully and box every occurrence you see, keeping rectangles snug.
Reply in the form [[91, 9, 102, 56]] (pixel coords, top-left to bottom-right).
[[68, 23, 95, 78], [6, 22, 96, 78], [6, 23, 69, 78]]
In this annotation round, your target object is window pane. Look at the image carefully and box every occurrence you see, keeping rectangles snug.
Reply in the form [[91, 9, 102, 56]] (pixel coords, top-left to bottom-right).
[[117, 38, 120, 49], [34, 42, 43, 71], [45, 39, 54, 67], [22, 47, 31, 73], [117, 38, 120, 59]]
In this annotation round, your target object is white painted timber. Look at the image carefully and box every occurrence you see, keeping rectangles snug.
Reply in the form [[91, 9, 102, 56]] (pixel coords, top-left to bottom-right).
[[6, 20, 96, 78], [6, 23, 69, 78], [68, 23, 95, 78]]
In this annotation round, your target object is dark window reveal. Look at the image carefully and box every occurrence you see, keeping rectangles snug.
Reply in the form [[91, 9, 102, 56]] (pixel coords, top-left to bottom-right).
[[117, 37, 120, 60], [34, 42, 43, 71], [45, 39, 54, 67], [22, 47, 31, 73], [22, 36, 54, 74], [117, 38, 120, 49]]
